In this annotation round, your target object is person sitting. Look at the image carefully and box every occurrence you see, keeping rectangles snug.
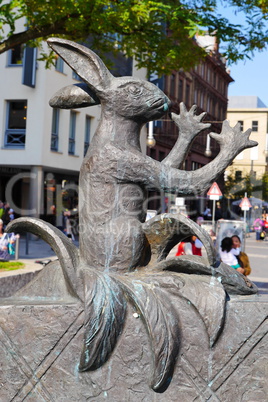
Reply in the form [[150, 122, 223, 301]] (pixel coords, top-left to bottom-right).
[[231, 235, 251, 276], [220, 237, 244, 274], [176, 236, 203, 256]]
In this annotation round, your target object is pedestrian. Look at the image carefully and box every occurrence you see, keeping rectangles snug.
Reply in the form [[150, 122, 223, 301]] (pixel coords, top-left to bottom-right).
[[203, 206, 212, 220], [63, 210, 75, 241], [0, 201, 4, 220], [0, 219, 17, 261], [215, 202, 222, 221], [231, 235, 251, 276], [220, 236, 244, 274], [253, 218, 263, 241], [176, 236, 203, 256]]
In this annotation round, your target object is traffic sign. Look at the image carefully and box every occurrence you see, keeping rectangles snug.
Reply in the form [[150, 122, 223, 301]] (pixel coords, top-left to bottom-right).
[[239, 197, 252, 211], [207, 182, 222, 200]]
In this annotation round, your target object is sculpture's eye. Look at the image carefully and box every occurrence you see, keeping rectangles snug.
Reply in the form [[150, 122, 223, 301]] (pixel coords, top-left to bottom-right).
[[128, 85, 142, 96]]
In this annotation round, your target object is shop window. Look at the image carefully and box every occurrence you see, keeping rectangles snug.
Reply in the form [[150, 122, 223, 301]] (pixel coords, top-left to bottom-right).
[[5, 100, 27, 147], [84, 116, 91, 156], [69, 111, 76, 155], [252, 121, 258, 132], [51, 109, 60, 151], [7, 44, 23, 66]]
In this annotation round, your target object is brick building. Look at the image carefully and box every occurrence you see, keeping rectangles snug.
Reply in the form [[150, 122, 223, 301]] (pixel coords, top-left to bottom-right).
[[148, 36, 234, 215]]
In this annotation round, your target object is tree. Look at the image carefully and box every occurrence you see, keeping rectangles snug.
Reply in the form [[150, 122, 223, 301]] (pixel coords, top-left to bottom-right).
[[0, 0, 267, 75], [224, 168, 268, 200]]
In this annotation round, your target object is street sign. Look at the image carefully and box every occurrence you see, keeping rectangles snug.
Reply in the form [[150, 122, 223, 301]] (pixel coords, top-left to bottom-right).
[[207, 182, 222, 200], [239, 197, 252, 211]]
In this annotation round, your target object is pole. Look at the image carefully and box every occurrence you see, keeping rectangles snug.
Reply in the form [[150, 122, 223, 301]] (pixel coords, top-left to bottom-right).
[[15, 236, 19, 260], [25, 232, 29, 255], [212, 199, 216, 230]]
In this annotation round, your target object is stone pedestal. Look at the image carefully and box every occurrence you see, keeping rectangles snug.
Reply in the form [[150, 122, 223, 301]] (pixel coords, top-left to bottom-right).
[[1, 293, 267, 401]]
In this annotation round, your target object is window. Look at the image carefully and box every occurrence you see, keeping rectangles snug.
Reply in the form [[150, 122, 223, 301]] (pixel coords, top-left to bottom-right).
[[72, 71, 82, 81], [5, 100, 27, 147], [55, 57, 64, 73], [170, 74, 175, 97], [194, 89, 198, 104], [178, 79, 183, 101], [84, 116, 91, 156], [159, 151, 166, 162], [22, 47, 37, 88], [200, 92, 204, 108], [252, 121, 258, 132], [207, 67, 211, 82], [200, 63, 205, 77], [69, 111, 76, 155], [213, 72, 217, 88], [191, 161, 200, 170], [235, 170, 242, 181], [207, 96, 211, 113], [238, 120, 244, 131], [185, 83, 190, 106], [51, 109, 60, 151], [8, 44, 23, 66]]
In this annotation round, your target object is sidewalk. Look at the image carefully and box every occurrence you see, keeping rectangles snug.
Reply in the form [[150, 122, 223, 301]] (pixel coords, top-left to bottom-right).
[[0, 236, 79, 278]]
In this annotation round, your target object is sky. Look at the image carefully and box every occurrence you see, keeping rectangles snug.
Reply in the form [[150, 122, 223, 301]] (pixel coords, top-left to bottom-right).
[[227, 49, 268, 107], [217, 4, 268, 107]]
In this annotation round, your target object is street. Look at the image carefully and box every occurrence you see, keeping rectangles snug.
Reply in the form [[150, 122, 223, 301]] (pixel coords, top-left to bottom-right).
[[244, 235, 268, 292]]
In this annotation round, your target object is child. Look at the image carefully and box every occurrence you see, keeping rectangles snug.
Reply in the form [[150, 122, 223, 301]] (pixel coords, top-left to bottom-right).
[[220, 237, 244, 274]]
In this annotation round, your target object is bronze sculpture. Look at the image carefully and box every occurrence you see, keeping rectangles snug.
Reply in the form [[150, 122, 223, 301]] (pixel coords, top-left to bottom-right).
[[7, 38, 258, 392]]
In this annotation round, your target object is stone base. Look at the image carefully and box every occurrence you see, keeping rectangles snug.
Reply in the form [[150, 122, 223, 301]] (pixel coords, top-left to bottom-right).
[[1, 293, 267, 401], [0, 270, 41, 298]]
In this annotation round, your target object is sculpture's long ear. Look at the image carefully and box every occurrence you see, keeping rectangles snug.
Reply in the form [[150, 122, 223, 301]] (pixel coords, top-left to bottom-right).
[[47, 38, 113, 96], [49, 83, 101, 109]]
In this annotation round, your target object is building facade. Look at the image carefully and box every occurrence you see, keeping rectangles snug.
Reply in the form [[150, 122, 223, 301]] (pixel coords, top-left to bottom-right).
[[0, 28, 147, 225], [227, 96, 268, 180]]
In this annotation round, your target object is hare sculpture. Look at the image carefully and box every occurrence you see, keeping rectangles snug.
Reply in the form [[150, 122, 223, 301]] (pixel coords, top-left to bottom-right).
[[6, 38, 258, 392]]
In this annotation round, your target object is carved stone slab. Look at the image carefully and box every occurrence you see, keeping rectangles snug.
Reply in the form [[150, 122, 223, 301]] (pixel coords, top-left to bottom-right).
[[1, 294, 267, 401]]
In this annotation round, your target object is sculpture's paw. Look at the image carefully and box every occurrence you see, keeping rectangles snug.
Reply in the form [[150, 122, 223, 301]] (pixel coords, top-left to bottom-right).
[[172, 103, 211, 138], [210, 120, 258, 155]]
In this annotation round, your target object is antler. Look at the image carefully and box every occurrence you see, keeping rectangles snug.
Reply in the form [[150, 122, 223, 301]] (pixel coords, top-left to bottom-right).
[[162, 103, 210, 168]]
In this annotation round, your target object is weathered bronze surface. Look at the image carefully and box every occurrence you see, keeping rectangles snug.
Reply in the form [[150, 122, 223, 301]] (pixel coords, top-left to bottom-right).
[[4, 38, 262, 396]]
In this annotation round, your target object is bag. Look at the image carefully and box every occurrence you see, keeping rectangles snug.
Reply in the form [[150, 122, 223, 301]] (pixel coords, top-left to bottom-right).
[[8, 242, 15, 255]]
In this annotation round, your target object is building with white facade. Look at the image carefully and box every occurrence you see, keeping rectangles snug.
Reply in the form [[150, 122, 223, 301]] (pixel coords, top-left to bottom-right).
[[227, 96, 268, 180], [0, 34, 147, 225]]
